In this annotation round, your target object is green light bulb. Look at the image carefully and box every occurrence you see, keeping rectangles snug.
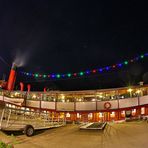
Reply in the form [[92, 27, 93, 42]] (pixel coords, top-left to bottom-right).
[[56, 74, 60, 78], [124, 61, 128, 65], [141, 55, 144, 58], [80, 72, 84, 76], [35, 74, 39, 77], [43, 75, 47, 78], [67, 73, 71, 77]]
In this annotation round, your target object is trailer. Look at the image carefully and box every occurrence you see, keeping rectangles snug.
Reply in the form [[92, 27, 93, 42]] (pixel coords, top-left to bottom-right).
[[0, 102, 66, 136]]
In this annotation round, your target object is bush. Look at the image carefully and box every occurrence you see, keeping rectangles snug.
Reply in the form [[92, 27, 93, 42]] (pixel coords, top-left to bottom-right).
[[0, 141, 6, 148], [0, 141, 13, 148]]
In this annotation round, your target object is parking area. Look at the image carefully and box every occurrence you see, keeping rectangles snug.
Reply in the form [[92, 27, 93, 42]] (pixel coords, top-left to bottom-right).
[[1, 121, 148, 148]]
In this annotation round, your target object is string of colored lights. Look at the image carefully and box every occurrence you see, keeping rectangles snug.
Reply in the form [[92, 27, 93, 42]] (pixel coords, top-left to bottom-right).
[[20, 53, 148, 79]]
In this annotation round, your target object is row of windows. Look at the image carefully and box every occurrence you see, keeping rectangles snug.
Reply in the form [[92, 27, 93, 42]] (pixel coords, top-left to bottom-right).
[[1, 87, 148, 102]]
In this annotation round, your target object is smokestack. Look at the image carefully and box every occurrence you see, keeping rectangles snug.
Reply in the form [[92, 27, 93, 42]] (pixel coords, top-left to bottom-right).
[[44, 87, 47, 93], [20, 82, 24, 91], [27, 84, 31, 92], [7, 63, 17, 91]]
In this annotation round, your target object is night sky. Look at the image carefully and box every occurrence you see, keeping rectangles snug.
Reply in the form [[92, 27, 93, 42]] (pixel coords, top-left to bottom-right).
[[0, 1, 148, 91]]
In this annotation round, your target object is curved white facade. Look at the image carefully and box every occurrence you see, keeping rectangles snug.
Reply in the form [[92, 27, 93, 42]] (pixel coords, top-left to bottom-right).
[[1, 95, 148, 111]]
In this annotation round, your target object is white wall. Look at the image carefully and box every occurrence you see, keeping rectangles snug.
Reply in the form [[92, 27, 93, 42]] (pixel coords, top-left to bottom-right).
[[41, 101, 55, 110], [97, 100, 118, 110], [140, 96, 148, 105], [2, 95, 148, 111], [26, 100, 40, 108], [119, 97, 138, 108], [76, 102, 96, 111], [57, 102, 74, 111], [3, 97, 24, 106]]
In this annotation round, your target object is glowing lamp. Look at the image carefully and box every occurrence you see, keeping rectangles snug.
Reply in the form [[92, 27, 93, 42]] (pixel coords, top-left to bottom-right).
[[32, 94, 37, 99], [136, 90, 141, 94], [15, 92, 19, 96], [127, 88, 133, 93]]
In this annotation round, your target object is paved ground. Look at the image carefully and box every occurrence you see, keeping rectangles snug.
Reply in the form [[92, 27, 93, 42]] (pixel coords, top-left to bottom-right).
[[1, 121, 148, 148]]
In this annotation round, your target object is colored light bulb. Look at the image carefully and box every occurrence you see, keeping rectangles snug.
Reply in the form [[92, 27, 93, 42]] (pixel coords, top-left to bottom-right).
[[136, 57, 139, 60], [112, 65, 116, 68], [43, 75, 47, 78], [62, 74, 65, 77], [124, 61, 128, 65], [86, 70, 90, 74], [67, 73, 71, 77], [35, 74, 39, 77], [51, 74, 55, 78], [140, 55, 144, 58], [74, 73, 77, 76], [99, 69, 103, 72], [92, 69, 96, 73], [56, 74, 60, 78], [130, 59, 134, 62], [118, 64, 122, 67]]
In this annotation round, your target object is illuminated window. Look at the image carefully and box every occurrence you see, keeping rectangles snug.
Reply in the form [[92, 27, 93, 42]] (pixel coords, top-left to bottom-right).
[[141, 107, 145, 115], [66, 113, 70, 117], [77, 113, 80, 118], [121, 111, 125, 117], [132, 109, 136, 116], [88, 113, 93, 119], [99, 112, 103, 118], [110, 112, 115, 118]]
